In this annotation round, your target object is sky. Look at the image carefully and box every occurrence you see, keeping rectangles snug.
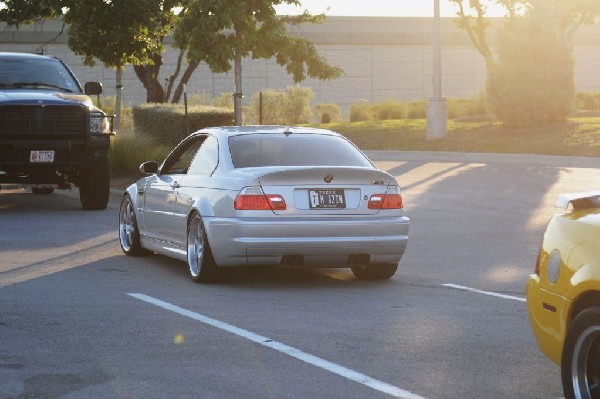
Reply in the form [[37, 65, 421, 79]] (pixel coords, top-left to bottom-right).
[[275, 0, 507, 17]]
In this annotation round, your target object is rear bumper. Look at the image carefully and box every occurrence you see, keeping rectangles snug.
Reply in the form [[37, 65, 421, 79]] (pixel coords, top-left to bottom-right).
[[205, 215, 409, 267], [0, 136, 109, 185]]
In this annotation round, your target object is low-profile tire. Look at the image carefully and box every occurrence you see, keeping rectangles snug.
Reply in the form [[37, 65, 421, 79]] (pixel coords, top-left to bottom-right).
[[118, 195, 147, 256], [187, 213, 222, 283], [79, 157, 110, 210], [561, 307, 600, 399], [351, 263, 398, 280], [31, 187, 54, 195]]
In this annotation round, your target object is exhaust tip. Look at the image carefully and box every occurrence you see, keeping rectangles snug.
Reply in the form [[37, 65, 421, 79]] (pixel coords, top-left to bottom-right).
[[348, 254, 370, 266]]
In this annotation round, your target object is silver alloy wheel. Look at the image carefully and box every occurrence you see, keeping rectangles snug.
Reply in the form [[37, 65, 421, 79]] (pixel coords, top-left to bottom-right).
[[119, 198, 136, 252], [572, 325, 600, 399], [187, 215, 204, 278]]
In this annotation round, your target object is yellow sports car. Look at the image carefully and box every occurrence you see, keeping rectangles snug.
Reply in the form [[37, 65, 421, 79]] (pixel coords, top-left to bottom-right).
[[527, 190, 600, 399]]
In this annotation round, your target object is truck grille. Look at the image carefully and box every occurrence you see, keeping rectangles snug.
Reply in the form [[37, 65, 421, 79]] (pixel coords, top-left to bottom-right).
[[0, 105, 87, 136]]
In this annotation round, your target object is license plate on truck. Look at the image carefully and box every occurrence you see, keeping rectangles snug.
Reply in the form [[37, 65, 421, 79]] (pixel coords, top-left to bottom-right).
[[30, 150, 55, 163]]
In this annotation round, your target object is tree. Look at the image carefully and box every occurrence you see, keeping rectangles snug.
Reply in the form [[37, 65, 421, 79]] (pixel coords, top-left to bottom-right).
[[0, 0, 59, 25], [174, 0, 344, 124], [64, 0, 172, 124], [488, 3, 575, 126], [449, 0, 600, 126], [1, 0, 182, 104]]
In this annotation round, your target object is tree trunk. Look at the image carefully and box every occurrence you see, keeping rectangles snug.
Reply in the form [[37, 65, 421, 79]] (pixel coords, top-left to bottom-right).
[[133, 53, 165, 103], [165, 50, 185, 102], [171, 59, 200, 104]]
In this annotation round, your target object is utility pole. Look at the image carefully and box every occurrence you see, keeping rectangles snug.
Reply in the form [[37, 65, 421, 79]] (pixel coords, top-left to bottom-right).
[[426, 0, 448, 139]]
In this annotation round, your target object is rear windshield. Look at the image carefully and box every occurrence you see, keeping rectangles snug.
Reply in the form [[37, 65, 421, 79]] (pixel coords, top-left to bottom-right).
[[229, 133, 373, 168]]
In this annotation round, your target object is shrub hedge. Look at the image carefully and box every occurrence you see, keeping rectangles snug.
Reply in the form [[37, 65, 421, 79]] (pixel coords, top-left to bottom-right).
[[313, 103, 342, 123], [348, 97, 488, 122], [132, 104, 234, 145]]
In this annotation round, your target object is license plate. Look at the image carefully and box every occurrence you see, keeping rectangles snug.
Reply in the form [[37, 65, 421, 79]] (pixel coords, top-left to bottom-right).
[[30, 150, 55, 163], [309, 189, 346, 209]]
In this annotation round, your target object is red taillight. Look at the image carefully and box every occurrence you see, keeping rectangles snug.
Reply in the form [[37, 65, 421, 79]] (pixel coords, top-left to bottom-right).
[[266, 194, 286, 210], [234, 188, 286, 210], [234, 194, 271, 210], [368, 194, 403, 209]]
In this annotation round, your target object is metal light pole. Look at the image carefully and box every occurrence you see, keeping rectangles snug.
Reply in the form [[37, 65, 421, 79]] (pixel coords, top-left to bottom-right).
[[426, 0, 448, 140]]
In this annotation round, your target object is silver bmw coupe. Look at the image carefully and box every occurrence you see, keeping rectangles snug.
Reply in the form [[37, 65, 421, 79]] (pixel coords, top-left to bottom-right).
[[118, 126, 409, 283]]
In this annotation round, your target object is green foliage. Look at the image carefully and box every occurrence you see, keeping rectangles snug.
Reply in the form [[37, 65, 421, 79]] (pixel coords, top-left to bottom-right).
[[212, 92, 234, 110], [447, 95, 490, 119], [184, 92, 234, 109], [92, 96, 134, 131], [282, 86, 314, 123], [185, 93, 213, 107], [174, 1, 343, 81], [1, 0, 183, 103], [0, 0, 60, 26], [487, 5, 575, 127], [349, 100, 424, 122], [133, 103, 234, 145], [313, 103, 342, 124], [109, 130, 172, 176], [64, 0, 171, 69], [406, 101, 427, 119], [374, 100, 408, 120], [451, 0, 600, 127], [247, 86, 314, 124], [576, 93, 600, 110], [349, 102, 376, 122], [248, 90, 285, 124], [349, 97, 490, 122]]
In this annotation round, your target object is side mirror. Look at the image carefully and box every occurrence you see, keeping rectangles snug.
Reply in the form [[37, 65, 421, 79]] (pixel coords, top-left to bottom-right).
[[84, 82, 103, 96], [139, 161, 159, 175]]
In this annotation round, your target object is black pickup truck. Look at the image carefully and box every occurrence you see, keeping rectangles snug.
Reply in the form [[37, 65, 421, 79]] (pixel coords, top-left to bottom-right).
[[0, 52, 114, 210]]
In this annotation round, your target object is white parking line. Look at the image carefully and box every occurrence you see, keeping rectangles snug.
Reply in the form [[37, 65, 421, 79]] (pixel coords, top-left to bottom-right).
[[128, 293, 424, 399], [442, 283, 526, 303]]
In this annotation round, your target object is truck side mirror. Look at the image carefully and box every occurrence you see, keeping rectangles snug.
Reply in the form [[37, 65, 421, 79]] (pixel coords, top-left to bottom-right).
[[84, 82, 103, 96]]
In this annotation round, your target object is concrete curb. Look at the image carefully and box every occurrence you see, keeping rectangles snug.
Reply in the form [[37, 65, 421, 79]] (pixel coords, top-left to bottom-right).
[[365, 150, 600, 168]]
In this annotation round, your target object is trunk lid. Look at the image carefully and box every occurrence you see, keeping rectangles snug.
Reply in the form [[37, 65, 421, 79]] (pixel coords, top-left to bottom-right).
[[257, 166, 398, 215]]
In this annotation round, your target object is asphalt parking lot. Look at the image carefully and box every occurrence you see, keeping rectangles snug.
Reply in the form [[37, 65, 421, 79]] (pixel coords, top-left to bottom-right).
[[1, 151, 599, 398]]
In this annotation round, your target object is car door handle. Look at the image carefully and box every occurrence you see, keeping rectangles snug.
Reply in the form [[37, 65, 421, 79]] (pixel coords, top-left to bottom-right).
[[170, 182, 180, 189]]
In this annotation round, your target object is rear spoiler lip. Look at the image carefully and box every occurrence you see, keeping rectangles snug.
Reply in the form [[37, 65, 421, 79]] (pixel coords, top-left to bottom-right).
[[257, 166, 395, 185], [555, 190, 600, 209]]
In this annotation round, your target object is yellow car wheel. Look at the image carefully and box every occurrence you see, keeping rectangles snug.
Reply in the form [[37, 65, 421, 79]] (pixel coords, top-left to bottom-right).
[[561, 308, 600, 399]]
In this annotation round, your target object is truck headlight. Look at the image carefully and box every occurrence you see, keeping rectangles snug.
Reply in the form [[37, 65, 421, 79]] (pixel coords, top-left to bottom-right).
[[90, 113, 114, 134]]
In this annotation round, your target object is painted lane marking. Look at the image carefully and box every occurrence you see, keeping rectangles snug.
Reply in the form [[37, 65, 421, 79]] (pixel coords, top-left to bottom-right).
[[442, 283, 526, 303], [128, 293, 424, 399]]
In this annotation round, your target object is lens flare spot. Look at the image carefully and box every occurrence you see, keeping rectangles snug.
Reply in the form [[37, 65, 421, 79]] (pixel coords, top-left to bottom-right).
[[174, 333, 185, 344]]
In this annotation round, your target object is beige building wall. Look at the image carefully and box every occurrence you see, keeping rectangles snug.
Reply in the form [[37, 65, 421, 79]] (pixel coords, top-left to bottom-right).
[[1, 17, 598, 113]]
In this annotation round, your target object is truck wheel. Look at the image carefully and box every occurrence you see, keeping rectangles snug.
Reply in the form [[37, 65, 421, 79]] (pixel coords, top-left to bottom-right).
[[31, 187, 54, 195], [79, 157, 110, 210]]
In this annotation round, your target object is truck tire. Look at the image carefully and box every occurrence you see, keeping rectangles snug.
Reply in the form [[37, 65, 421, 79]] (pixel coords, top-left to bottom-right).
[[79, 157, 110, 210]]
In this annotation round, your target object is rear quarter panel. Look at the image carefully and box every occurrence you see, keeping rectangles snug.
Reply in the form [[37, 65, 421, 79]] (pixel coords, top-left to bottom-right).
[[528, 209, 600, 364]]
